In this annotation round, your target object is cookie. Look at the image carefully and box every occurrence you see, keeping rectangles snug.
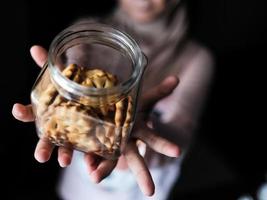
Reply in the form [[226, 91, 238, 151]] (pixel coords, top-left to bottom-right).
[[36, 64, 133, 159]]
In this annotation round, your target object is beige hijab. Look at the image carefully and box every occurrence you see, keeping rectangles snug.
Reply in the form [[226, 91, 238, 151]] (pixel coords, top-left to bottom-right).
[[72, 0, 189, 90], [105, 0, 189, 90]]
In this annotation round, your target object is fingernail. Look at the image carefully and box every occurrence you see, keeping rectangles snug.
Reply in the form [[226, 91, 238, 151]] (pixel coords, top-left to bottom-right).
[[58, 154, 71, 168], [170, 146, 181, 158], [58, 160, 66, 168], [142, 185, 155, 196], [35, 149, 49, 163], [12, 106, 23, 118], [90, 172, 100, 183]]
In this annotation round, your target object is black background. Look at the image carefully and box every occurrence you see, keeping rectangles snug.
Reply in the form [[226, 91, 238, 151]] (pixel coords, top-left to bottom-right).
[[1, 0, 266, 199]]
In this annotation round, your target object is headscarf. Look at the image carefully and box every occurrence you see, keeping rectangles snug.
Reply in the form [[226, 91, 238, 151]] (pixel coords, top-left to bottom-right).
[[71, 0, 189, 91], [106, 0, 189, 90]]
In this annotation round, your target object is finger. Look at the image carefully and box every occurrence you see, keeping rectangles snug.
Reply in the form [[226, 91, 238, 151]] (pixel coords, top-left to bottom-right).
[[135, 128, 180, 158], [140, 76, 179, 111], [34, 138, 54, 163], [90, 159, 117, 183], [12, 103, 35, 122], [84, 153, 100, 174], [58, 146, 73, 167], [124, 141, 155, 196], [30, 45, 48, 68]]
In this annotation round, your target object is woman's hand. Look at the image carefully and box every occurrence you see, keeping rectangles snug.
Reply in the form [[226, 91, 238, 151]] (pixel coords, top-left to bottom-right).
[[121, 75, 180, 195], [12, 45, 180, 196]]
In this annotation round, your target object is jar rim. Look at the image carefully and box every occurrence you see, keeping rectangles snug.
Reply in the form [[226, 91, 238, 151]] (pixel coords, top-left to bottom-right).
[[48, 22, 147, 97]]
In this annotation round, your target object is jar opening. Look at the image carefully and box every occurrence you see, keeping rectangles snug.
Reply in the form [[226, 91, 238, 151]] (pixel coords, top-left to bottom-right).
[[48, 22, 147, 100]]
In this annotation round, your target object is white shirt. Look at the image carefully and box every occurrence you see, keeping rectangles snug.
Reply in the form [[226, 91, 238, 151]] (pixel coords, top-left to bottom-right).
[[57, 150, 185, 200]]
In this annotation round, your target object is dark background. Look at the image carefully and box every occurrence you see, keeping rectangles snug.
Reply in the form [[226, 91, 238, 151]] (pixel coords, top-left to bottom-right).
[[1, 0, 266, 199]]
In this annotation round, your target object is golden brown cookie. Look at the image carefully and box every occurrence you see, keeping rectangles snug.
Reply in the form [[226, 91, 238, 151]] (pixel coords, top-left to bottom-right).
[[37, 63, 133, 158]]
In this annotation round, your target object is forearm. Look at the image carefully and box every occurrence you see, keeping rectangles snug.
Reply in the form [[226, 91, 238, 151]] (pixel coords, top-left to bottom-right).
[[152, 46, 214, 151]]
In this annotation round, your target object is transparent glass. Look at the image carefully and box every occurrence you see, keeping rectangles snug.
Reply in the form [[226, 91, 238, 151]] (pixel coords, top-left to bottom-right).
[[30, 22, 147, 160]]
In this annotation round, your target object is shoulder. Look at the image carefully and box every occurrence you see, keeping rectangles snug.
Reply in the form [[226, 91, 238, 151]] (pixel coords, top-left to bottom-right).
[[179, 40, 215, 81], [192, 40, 214, 68]]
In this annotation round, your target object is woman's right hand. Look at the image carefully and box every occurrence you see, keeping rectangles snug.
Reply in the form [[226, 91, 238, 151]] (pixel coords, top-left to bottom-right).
[[12, 45, 75, 166], [12, 46, 117, 177]]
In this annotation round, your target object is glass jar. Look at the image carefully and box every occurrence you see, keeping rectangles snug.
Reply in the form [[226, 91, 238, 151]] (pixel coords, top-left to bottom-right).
[[30, 22, 147, 160]]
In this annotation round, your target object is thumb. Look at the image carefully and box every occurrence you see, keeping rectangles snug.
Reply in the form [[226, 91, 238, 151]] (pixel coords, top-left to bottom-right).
[[30, 45, 48, 68], [12, 103, 35, 122], [140, 76, 179, 111]]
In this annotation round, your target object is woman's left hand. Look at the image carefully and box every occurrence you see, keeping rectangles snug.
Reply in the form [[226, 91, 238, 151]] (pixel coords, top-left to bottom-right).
[[121, 75, 180, 196], [81, 75, 180, 196]]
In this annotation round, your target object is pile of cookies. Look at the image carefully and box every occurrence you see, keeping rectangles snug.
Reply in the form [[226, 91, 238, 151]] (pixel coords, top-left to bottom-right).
[[36, 64, 133, 159]]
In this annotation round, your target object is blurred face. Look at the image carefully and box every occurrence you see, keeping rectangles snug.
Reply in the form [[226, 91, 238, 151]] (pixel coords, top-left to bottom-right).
[[118, 0, 167, 23]]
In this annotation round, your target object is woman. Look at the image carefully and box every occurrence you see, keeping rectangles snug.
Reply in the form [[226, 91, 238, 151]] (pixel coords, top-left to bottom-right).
[[12, 0, 214, 199]]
